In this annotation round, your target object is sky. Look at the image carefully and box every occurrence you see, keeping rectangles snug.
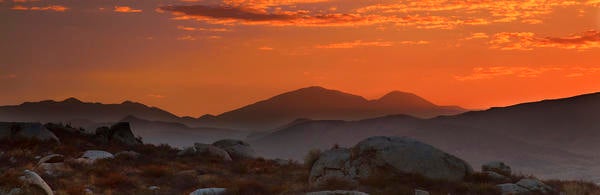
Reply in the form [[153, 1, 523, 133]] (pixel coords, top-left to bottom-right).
[[1, 0, 600, 117]]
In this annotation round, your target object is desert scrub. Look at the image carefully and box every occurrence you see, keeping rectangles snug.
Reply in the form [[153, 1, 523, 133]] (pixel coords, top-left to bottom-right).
[[303, 149, 321, 170]]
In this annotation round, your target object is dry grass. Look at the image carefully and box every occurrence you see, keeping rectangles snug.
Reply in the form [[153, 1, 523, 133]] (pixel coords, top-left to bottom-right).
[[2, 124, 599, 194]]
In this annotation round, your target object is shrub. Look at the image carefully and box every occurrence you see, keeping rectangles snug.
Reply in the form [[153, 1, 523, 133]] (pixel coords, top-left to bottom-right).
[[303, 149, 321, 170], [140, 164, 170, 178], [93, 172, 135, 190]]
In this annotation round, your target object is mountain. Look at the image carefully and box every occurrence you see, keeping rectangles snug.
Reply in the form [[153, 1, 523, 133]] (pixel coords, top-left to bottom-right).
[[0, 97, 181, 124], [197, 86, 467, 130], [251, 92, 600, 182], [0, 86, 466, 131]]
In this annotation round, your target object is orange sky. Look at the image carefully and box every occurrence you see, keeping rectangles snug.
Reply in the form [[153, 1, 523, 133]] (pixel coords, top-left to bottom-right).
[[1, 0, 600, 117]]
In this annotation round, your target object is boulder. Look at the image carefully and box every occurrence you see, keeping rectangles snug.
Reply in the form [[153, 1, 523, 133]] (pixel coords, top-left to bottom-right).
[[196, 143, 233, 161], [178, 143, 233, 161], [496, 183, 529, 195], [0, 122, 59, 141], [352, 136, 473, 181], [19, 170, 53, 195], [38, 154, 64, 164], [306, 190, 369, 195], [212, 139, 257, 160], [415, 189, 430, 195], [308, 148, 355, 187], [482, 161, 511, 176], [80, 150, 114, 162], [309, 137, 474, 187], [189, 188, 226, 195], [516, 178, 554, 193], [95, 122, 141, 146]]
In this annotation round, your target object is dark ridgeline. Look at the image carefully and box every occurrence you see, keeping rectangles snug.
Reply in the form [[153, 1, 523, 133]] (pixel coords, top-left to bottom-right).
[[0, 86, 466, 131]]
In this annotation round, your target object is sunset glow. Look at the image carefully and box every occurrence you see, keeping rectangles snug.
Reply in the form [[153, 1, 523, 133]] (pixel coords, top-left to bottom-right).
[[2, 0, 600, 116]]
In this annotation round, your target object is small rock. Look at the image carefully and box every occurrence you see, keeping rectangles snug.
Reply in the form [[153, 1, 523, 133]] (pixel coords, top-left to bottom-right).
[[81, 150, 114, 161], [148, 186, 160, 191], [516, 178, 554, 193], [19, 170, 53, 195], [84, 188, 93, 195], [189, 188, 226, 195], [38, 154, 65, 164], [482, 161, 511, 176], [306, 190, 369, 195], [415, 189, 429, 195], [496, 183, 529, 195]]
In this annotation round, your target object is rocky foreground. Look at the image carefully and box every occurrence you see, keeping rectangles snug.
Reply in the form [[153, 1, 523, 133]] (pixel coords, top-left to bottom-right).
[[1, 122, 599, 195]]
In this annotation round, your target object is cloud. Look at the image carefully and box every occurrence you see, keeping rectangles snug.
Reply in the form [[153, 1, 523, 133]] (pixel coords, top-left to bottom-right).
[[489, 30, 600, 50], [258, 46, 274, 50], [463, 33, 489, 40], [177, 35, 197, 41], [114, 6, 142, 13], [316, 40, 394, 49], [455, 66, 562, 81], [177, 25, 231, 32], [315, 40, 428, 49], [11, 5, 68, 12]]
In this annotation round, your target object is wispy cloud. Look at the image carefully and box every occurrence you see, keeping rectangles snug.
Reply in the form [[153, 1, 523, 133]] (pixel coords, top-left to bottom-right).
[[489, 30, 600, 50], [114, 6, 142, 13], [11, 5, 68, 12], [455, 66, 562, 81]]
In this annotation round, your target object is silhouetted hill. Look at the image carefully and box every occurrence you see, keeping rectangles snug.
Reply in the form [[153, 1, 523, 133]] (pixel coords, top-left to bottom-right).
[[0, 87, 466, 131], [0, 98, 180, 124], [200, 86, 466, 130], [252, 92, 600, 182]]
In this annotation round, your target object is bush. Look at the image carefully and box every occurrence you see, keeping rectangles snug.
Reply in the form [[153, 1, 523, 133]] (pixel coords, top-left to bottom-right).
[[303, 149, 321, 170], [140, 164, 171, 178]]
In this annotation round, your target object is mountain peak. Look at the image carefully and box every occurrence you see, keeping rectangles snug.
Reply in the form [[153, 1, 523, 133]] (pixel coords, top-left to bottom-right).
[[62, 97, 83, 103], [376, 90, 436, 107]]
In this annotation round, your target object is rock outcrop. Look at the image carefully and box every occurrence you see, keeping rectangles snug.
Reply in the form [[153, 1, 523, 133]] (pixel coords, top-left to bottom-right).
[[309, 136, 473, 187], [212, 139, 257, 160], [178, 143, 233, 161], [95, 122, 141, 146], [482, 161, 512, 176], [496, 178, 555, 195], [0, 122, 59, 141]]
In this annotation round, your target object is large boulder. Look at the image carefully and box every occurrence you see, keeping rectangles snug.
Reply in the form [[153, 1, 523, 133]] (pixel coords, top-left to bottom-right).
[[95, 122, 141, 146], [309, 136, 473, 187], [0, 122, 59, 141], [482, 161, 512, 176], [212, 139, 257, 160], [19, 170, 53, 195]]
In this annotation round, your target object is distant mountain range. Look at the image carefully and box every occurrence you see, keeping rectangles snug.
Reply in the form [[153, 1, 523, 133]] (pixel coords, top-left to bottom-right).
[[0, 86, 466, 131], [4, 86, 600, 182], [250, 92, 600, 182]]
